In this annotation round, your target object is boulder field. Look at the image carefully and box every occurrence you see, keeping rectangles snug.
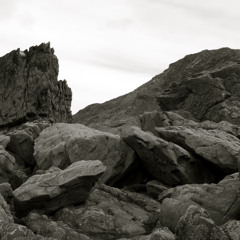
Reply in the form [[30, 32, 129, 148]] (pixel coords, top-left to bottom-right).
[[1, 44, 240, 239]]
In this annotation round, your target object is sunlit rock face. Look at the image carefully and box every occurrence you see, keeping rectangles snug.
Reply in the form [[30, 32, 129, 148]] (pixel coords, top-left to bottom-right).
[[0, 42, 72, 128]]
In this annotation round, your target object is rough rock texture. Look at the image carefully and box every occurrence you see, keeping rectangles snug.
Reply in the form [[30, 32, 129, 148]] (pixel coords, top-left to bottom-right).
[[0, 42, 72, 127], [4, 120, 51, 169], [13, 160, 106, 217], [73, 48, 240, 133], [54, 184, 160, 240], [0, 145, 15, 183], [156, 126, 240, 173], [159, 173, 240, 231], [34, 123, 136, 185], [176, 205, 230, 240], [122, 126, 215, 186], [118, 227, 176, 240], [1, 45, 240, 239], [24, 211, 90, 240]]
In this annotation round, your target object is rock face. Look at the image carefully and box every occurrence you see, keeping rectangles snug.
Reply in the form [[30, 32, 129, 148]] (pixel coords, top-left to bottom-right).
[[34, 123, 136, 185], [13, 160, 106, 217], [0, 42, 72, 127]]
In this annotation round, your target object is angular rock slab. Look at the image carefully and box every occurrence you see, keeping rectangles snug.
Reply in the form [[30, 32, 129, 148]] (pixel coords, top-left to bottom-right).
[[156, 126, 240, 172], [13, 160, 106, 217], [122, 126, 214, 186], [34, 123, 135, 185]]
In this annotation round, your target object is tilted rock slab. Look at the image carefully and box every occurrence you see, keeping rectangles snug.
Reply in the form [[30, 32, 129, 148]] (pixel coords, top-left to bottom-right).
[[122, 126, 214, 186], [34, 123, 135, 185], [156, 126, 240, 172], [13, 160, 106, 217], [0, 42, 72, 127]]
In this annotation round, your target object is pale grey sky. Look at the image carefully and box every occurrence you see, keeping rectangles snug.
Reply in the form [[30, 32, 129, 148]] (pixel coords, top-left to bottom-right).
[[1, 0, 240, 113]]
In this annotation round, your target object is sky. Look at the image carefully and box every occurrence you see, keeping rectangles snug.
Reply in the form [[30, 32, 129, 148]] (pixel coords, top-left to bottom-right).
[[1, 0, 240, 114]]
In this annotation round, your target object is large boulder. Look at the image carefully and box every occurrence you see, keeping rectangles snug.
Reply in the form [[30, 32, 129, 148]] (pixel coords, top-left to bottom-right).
[[5, 121, 51, 168], [156, 126, 240, 173], [0, 42, 72, 127], [122, 126, 214, 186], [13, 160, 106, 217], [159, 173, 240, 231], [34, 123, 136, 185], [175, 205, 230, 240]]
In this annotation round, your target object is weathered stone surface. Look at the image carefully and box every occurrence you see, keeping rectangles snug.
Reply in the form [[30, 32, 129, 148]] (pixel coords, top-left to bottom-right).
[[176, 205, 230, 240], [0, 193, 13, 222], [4, 121, 51, 168], [24, 211, 90, 240], [122, 126, 214, 186], [0, 182, 13, 202], [0, 42, 72, 127], [0, 145, 15, 183], [140, 110, 197, 135], [0, 134, 10, 148], [117, 227, 176, 240], [0, 220, 56, 240], [146, 180, 168, 199], [159, 173, 240, 231], [13, 160, 106, 217], [222, 220, 240, 240], [156, 126, 240, 173], [157, 64, 240, 125], [55, 184, 160, 240], [34, 123, 136, 185]]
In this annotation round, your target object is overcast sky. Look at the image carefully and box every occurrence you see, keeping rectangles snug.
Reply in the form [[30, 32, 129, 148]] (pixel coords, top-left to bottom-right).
[[1, 0, 240, 113]]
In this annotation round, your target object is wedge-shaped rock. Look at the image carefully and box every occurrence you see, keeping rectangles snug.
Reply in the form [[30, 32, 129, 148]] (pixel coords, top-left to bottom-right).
[[34, 123, 135, 185], [156, 126, 240, 172], [122, 126, 214, 186], [13, 160, 106, 217]]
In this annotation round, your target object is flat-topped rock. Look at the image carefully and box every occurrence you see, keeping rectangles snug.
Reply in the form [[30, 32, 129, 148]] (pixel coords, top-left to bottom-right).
[[13, 160, 106, 217]]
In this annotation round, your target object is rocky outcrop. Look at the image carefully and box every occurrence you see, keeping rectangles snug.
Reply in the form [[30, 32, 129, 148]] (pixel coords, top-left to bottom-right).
[[122, 126, 215, 186], [73, 48, 240, 133], [0, 42, 72, 127], [1, 45, 240, 239], [13, 160, 106, 217], [34, 123, 136, 185]]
